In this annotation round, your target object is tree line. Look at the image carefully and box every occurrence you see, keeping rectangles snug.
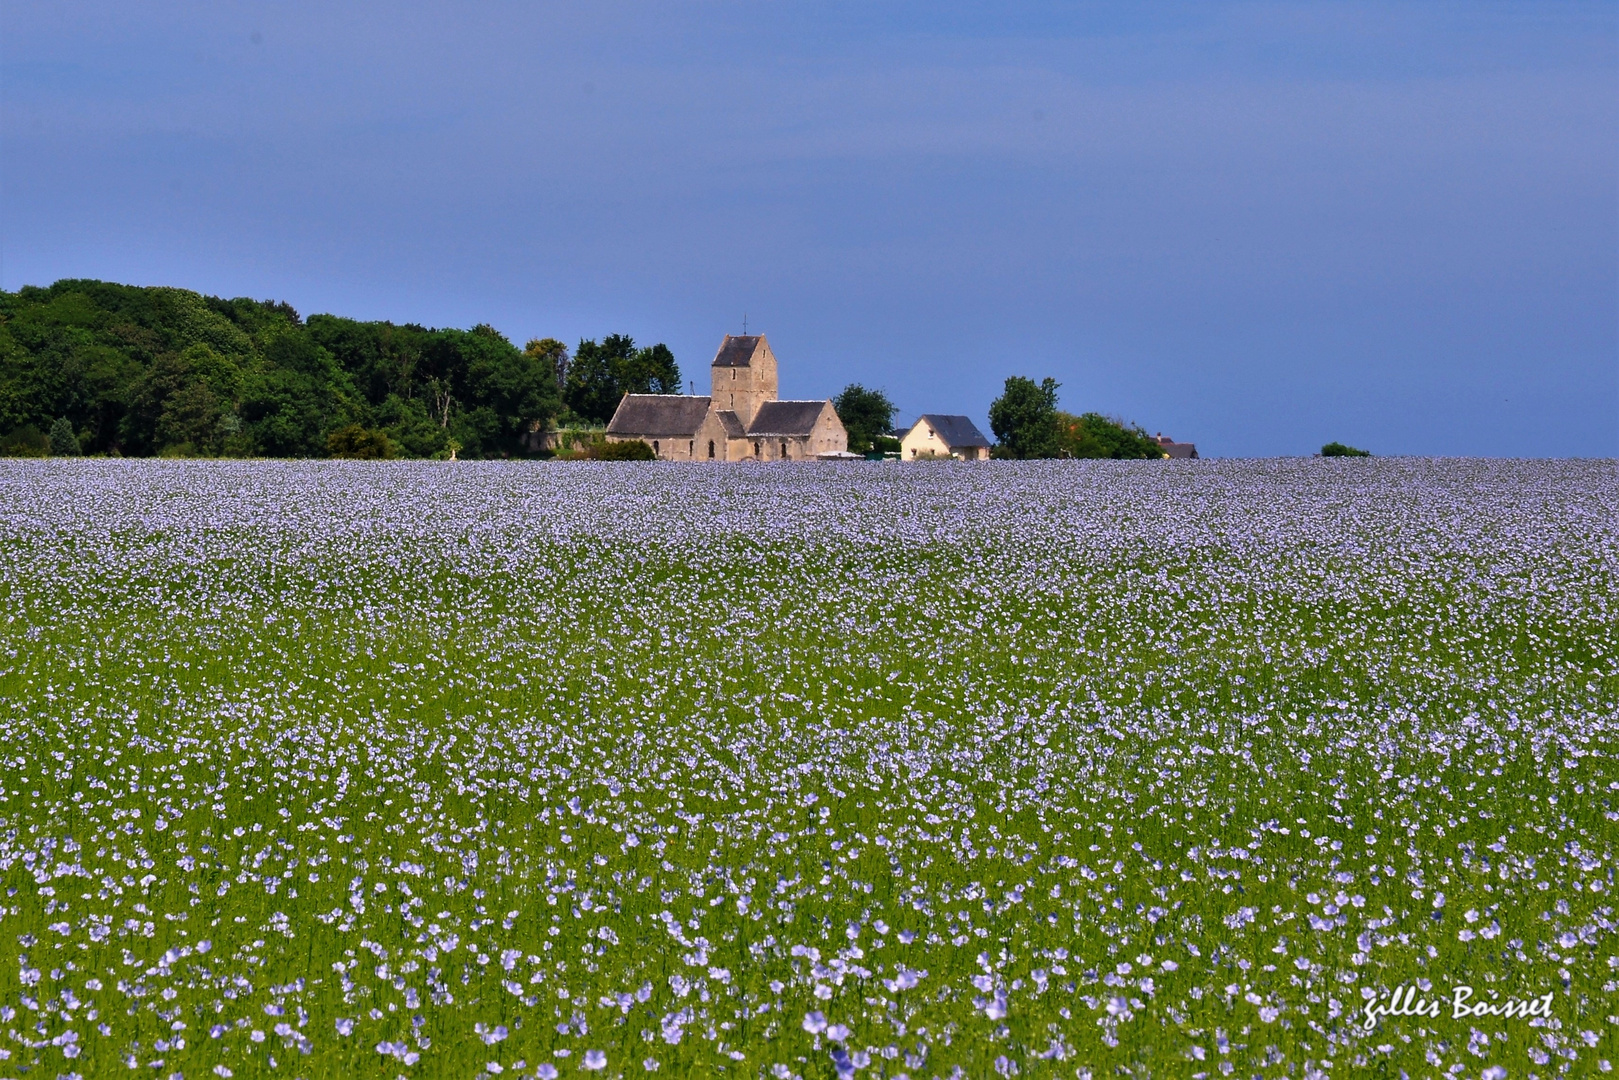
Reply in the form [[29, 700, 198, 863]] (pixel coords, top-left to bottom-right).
[[830, 379, 1166, 459], [0, 280, 680, 459], [2, 280, 1175, 461], [987, 375, 1167, 459]]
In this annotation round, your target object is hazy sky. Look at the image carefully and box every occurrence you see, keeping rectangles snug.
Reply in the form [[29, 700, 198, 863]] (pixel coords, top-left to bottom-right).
[[4, 2, 1615, 456]]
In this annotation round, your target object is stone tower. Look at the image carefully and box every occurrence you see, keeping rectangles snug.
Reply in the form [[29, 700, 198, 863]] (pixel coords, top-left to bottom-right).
[[709, 334, 778, 429]]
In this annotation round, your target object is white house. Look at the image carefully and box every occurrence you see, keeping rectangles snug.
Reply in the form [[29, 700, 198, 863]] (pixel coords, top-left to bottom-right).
[[900, 415, 991, 460]]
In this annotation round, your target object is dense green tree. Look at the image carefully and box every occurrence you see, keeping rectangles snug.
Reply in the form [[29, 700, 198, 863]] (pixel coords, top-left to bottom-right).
[[1056, 411, 1164, 459], [124, 350, 206, 455], [832, 384, 896, 454], [371, 393, 450, 458], [623, 343, 681, 395], [525, 338, 570, 390], [587, 334, 640, 399], [456, 325, 561, 453], [239, 366, 334, 457], [563, 335, 681, 423], [157, 380, 230, 455], [1321, 441, 1371, 457], [562, 339, 624, 424], [0, 280, 566, 458], [48, 417, 80, 456], [307, 316, 420, 405], [988, 376, 1061, 459], [327, 424, 397, 459]]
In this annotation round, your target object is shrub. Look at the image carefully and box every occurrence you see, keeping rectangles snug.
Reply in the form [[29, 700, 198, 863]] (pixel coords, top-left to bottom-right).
[[327, 424, 398, 460], [1321, 442, 1371, 457], [593, 439, 656, 461], [1057, 412, 1163, 459], [1, 426, 50, 458], [48, 417, 82, 457]]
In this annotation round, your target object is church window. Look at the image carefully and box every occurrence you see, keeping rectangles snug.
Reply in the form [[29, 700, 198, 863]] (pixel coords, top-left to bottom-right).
[[753, 441, 761, 457], [780, 441, 788, 458], [708, 441, 715, 458], [688, 440, 694, 456], [652, 440, 659, 455]]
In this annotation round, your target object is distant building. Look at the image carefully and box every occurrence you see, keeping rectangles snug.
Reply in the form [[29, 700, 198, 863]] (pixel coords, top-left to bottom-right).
[[900, 415, 992, 460], [604, 335, 847, 461], [1154, 433, 1198, 459]]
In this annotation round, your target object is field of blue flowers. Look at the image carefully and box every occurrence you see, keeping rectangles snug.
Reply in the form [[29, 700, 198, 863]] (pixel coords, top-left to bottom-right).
[[0, 459, 1614, 1079]]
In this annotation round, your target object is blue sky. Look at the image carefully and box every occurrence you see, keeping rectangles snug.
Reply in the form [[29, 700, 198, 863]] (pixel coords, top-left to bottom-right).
[[3, 2, 1614, 456]]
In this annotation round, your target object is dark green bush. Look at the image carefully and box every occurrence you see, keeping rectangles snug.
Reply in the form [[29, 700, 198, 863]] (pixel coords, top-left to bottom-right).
[[48, 417, 82, 456], [593, 438, 656, 461], [1057, 412, 1163, 459], [327, 423, 398, 459], [1321, 442, 1371, 457], [0, 425, 49, 457]]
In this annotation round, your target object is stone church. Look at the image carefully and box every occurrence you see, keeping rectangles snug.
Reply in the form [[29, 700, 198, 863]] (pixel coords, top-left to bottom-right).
[[604, 334, 848, 461]]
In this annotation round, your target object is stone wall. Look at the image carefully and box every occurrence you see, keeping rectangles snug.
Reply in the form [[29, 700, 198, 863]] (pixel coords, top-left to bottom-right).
[[808, 403, 848, 456]]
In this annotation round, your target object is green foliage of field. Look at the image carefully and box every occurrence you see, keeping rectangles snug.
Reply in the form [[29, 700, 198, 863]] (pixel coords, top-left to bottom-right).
[[0, 460, 1614, 1079]]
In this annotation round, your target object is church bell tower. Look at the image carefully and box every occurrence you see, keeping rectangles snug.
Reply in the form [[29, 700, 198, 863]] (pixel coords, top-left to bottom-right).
[[709, 334, 778, 428]]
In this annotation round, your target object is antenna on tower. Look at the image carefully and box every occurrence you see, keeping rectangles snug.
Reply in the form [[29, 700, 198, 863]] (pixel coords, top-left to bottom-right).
[[742, 313, 748, 335]]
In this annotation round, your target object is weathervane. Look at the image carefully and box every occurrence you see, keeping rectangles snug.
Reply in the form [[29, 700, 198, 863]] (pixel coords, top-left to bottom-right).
[[742, 314, 748, 335]]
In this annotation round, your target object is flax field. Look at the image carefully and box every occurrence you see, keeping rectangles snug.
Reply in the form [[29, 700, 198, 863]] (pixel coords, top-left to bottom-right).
[[0, 458, 1615, 1080]]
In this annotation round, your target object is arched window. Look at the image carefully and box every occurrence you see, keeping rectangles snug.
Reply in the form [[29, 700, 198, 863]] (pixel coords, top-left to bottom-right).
[[652, 440, 659, 455], [780, 441, 788, 458], [753, 441, 761, 457], [688, 440, 694, 456], [708, 440, 715, 458]]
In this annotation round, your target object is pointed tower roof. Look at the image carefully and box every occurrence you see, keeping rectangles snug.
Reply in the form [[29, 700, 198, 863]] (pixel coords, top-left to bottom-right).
[[711, 334, 766, 368]]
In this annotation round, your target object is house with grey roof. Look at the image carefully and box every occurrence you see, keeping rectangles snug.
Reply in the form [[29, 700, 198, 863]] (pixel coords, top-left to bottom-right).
[[604, 334, 847, 461], [1153, 433, 1198, 459], [900, 414, 992, 460]]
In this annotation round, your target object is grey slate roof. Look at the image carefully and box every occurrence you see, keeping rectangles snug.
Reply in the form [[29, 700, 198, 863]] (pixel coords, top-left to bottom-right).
[[747, 400, 827, 436], [917, 414, 990, 449], [715, 410, 746, 438], [606, 395, 712, 437], [711, 335, 762, 368], [1155, 435, 1198, 459]]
